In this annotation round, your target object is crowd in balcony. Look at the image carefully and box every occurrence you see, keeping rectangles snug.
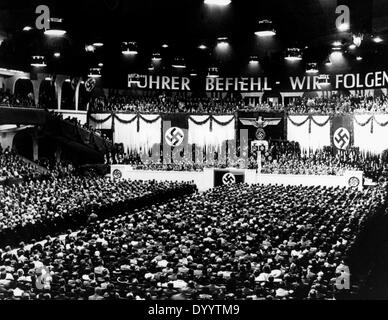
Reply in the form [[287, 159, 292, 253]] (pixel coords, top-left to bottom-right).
[[0, 182, 385, 300], [48, 112, 113, 145], [286, 95, 388, 114], [0, 146, 42, 182], [2, 88, 388, 115], [0, 91, 35, 108], [88, 93, 388, 115], [89, 94, 245, 114]]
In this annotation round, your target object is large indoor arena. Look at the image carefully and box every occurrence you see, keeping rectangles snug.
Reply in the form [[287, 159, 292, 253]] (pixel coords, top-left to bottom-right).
[[1, 0, 388, 306]]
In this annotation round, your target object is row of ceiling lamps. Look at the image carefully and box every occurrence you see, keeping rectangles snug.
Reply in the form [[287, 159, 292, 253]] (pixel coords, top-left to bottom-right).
[[22, 12, 384, 65], [30, 48, 364, 76], [26, 16, 382, 54]]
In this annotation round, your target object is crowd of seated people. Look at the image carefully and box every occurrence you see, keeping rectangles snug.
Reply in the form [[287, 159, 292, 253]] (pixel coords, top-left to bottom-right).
[[260, 142, 356, 175], [0, 175, 196, 247], [90, 94, 245, 114], [49, 112, 112, 144], [261, 142, 386, 180], [105, 148, 257, 171], [36, 159, 76, 179], [2, 87, 388, 114], [0, 182, 386, 300], [2, 87, 388, 115], [0, 146, 41, 182], [286, 95, 388, 114], [105, 140, 385, 181], [89, 93, 388, 115], [0, 91, 35, 108]]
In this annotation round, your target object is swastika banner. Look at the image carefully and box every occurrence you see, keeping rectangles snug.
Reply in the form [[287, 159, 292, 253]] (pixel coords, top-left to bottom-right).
[[214, 169, 245, 187], [162, 114, 190, 161], [330, 115, 354, 152]]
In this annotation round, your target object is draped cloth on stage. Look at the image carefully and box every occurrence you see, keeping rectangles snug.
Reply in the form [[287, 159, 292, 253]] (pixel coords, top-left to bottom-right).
[[354, 114, 388, 154], [90, 111, 388, 156], [287, 115, 330, 151], [113, 114, 161, 154], [287, 115, 309, 150], [310, 116, 331, 150], [89, 113, 113, 130], [188, 115, 235, 150]]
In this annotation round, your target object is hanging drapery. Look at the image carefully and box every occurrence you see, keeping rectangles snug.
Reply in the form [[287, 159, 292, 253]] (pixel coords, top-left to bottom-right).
[[353, 114, 374, 154], [188, 115, 209, 148], [373, 114, 388, 154], [188, 115, 235, 149], [113, 114, 161, 154], [209, 115, 235, 150], [309, 116, 331, 151], [353, 114, 388, 154], [89, 113, 113, 130], [287, 116, 310, 151], [287, 115, 331, 151], [113, 114, 137, 153]]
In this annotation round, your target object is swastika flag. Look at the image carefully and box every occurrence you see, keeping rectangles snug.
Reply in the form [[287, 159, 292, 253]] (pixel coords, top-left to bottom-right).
[[330, 115, 354, 151], [214, 169, 245, 187]]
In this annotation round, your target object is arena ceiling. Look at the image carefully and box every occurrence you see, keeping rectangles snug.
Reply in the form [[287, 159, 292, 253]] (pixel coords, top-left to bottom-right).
[[0, 0, 388, 87]]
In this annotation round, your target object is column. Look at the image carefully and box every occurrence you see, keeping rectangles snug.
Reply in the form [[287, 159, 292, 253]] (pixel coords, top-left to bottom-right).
[[32, 136, 39, 161], [54, 144, 62, 163]]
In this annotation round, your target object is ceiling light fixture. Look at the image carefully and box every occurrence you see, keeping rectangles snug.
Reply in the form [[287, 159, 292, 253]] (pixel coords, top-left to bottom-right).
[[217, 37, 229, 49], [306, 62, 318, 74], [88, 68, 102, 78], [318, 74, 330, 86], [285, 48, 302, 61], [255, 19, 276, 37], [373, 36, 383, 43], [31, 56, 47, 67], [172, 57, 186, 69], [207, 67, 219, 78], [204, 0, 231, 7], [122, 42, 138, 55], [249, 56, 259, 65], [44, 18, 66, 37], [152, 52, 162, 61]]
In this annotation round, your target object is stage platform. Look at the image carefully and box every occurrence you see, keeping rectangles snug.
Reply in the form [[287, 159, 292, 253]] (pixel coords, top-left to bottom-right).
[[110, 165, 364, 192]]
